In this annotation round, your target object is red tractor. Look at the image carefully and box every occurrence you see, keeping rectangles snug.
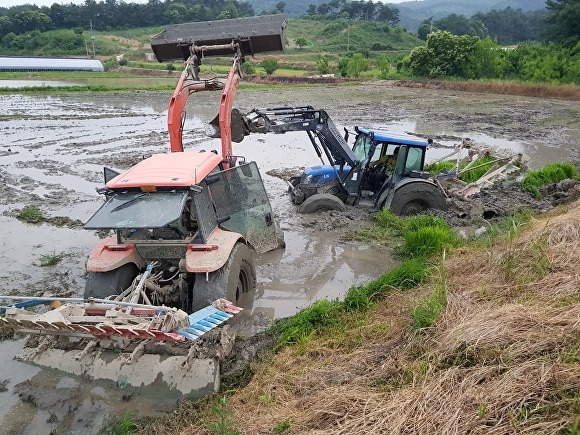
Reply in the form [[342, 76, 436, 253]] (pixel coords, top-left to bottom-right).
[[84, 15, 287, 312]]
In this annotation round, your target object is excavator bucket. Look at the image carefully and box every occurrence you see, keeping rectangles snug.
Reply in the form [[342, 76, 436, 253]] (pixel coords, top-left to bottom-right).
[[206, 108, 247, 143], [151, 14, 287, 62]]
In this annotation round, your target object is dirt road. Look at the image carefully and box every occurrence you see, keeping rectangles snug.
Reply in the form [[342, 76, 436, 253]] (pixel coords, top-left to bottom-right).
[[0, 83, 578, 433]]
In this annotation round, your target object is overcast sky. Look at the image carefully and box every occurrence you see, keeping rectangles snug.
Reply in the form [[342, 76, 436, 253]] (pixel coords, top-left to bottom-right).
[[3, 0, 413, 8]]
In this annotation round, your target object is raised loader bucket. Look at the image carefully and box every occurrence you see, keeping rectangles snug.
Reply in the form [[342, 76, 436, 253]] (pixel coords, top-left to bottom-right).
[[151, 14, 287, 62]]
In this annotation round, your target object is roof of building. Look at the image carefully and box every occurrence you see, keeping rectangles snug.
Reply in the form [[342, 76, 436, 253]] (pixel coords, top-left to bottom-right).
[[0, 56, 104, 71]]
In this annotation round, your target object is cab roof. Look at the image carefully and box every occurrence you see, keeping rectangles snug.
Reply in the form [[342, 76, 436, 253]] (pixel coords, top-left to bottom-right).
[[107, 152, 223, 189], [356, 128, 429, 147]]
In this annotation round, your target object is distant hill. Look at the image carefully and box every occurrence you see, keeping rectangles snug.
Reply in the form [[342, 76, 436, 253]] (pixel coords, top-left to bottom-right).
[[394, 0, 547, 31], [249, 0, 327, 16], [248, 0, 546, 32]]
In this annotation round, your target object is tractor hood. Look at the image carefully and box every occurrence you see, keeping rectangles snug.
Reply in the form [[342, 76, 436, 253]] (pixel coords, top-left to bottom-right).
[[303, 165, 351, 184]]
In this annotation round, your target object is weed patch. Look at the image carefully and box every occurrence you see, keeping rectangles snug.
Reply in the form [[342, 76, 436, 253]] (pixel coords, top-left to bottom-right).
[[110, 413, 138, 435], [521, 162, 578, 199], [273, 299, 341, 348], [39, 253, 63, 267], [16, 206, 43, 223], [207, 396, 239, 435]]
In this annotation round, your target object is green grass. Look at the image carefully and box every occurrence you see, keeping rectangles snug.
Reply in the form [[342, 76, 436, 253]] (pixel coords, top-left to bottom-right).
[[16, 206, 43, 223], [273, 211, 453, 349], [110, 413, 138, 435], [39, 253, 63, 267], [286, 18, 422, 54], [521, 162, 579, 199]]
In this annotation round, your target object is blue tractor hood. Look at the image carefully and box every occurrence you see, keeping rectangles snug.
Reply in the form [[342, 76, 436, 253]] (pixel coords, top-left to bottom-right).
[[303, 164, 351, 185]]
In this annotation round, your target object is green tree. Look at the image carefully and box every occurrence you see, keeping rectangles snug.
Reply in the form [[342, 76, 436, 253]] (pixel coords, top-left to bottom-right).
[[316, 56, 330, 74], [275, 1, 286, 13], [545, 0, 580, 48], [295, 37, 308, 49], [378, 54, 391, 79], [417, 19, 434, 41], [0, 16, 13, 37], [13, 11, 52, 33], [260, 58, 279, 75], [408, 31, 477, 78], [346, 52, 369, 77], [243, 59, 256, 74]]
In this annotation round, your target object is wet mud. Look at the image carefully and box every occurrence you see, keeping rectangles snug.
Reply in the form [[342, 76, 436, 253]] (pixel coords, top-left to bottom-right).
[[0, 83, 578, 433]]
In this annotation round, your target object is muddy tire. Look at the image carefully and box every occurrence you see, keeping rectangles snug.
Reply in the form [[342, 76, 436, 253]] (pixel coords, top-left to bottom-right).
[[297, 193, 346, 214], [389, 182, 448, 216], [192, 242, 256, 311], [83, 263, 139, 299], [319, 180, 348, 202]]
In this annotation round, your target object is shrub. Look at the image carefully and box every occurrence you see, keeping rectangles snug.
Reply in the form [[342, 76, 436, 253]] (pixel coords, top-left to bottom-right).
[[243, 60, 256, 75], [260, 58, 279, 75]]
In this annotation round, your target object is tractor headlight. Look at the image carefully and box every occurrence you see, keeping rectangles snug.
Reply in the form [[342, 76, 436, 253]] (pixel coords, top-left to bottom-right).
[[303, 174, 313, 184]]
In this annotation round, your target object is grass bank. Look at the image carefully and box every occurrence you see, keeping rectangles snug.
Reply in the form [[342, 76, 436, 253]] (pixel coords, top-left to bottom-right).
[[140, 199, 580, 434]]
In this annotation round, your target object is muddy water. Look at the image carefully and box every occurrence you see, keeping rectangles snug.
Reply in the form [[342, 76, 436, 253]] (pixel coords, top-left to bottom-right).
[[0, 84, 578, 433]]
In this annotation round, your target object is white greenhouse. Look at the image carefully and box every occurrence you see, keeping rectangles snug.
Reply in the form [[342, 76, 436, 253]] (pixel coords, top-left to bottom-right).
[[0, 57, 104, 72]]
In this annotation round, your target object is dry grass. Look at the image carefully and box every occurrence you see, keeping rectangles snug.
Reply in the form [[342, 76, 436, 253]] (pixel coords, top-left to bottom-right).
[[160, 200, 580, 435], [395, 79, 580, 101]]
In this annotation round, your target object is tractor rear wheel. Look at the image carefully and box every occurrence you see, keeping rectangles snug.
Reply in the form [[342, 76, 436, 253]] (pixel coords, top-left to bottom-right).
[[191, 242, 256, 311], [83, 263, 139, 299], [389, 183, 448, 217], [297, 193, 347, 214]]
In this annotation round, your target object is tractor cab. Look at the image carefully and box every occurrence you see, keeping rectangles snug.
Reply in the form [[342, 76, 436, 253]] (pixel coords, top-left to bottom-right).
[[352, 128, 430, 205], [291, 128, 430, 206]]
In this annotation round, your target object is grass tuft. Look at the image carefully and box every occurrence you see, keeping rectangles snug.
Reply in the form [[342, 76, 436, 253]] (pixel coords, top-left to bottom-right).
[[273, 299, 342, 349], [521, 162, 578, 199], [39, 253, 63, 267], [17, 205, 43, 223], [111, 413, 138, 435]]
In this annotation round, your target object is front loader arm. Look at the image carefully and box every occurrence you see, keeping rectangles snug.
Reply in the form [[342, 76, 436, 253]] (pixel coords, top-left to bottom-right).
[[243, 106, 359, 168]]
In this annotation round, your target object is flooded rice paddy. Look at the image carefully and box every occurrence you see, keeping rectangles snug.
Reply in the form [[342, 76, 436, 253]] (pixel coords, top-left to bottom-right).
[[0, 82, 578, 433]]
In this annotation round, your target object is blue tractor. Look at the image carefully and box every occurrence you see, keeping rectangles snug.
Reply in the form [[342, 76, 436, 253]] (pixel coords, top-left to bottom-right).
[[241, 106, 448, 216]]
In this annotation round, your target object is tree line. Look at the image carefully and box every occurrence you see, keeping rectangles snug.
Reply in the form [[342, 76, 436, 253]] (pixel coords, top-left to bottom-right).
[[305, 0, 400, 26], [417, 8, 548, 45], [0, 0, 256, 37]]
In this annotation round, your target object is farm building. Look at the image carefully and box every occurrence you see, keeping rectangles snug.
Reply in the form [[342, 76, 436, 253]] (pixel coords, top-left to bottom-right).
[[0, 57, 104, 72]]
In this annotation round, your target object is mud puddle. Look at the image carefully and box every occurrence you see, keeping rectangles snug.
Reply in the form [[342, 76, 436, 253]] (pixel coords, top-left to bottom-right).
[[0, 84, 578, 433]]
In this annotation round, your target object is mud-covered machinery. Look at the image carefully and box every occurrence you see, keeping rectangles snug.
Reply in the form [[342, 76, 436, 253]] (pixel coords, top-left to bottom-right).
[[237, 106, 524, 215], [0, 14, 287, 396]]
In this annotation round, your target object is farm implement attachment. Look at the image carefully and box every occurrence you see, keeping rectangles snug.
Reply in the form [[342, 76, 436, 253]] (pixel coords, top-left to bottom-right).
[[0, 288, 243, 396]]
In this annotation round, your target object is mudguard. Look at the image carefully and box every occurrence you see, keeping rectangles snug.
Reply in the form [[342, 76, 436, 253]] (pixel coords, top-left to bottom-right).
[[86, 235, 140, 273], [185, 227, 244, 273]]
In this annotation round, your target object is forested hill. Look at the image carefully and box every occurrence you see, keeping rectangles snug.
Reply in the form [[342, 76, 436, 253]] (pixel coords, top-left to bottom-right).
[[249, 0, 546, 17], [249, 0, 547, 31], [395, 0, 547, 31]]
